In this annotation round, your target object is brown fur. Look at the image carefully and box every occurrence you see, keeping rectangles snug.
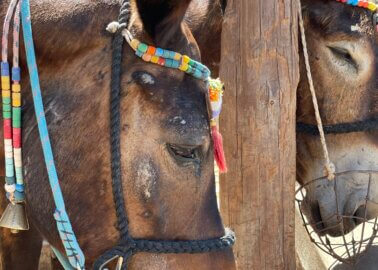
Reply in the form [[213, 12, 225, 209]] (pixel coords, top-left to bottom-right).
[[0, 0, 234, 269]]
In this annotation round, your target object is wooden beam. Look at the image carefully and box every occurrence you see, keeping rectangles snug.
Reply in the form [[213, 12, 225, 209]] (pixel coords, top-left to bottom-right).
[[219, 1, 299, 269]]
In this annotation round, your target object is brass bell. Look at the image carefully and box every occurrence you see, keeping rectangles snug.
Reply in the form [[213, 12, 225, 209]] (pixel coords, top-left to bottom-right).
[[0, 202, 29, 232]]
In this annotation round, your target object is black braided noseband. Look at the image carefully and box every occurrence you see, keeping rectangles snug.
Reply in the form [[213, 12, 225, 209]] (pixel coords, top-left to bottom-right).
[[297, 118, 378, 135], [93, 1, 235, 269]]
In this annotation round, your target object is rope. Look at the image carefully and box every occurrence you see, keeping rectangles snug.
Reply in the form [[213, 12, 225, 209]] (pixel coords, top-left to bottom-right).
[[1, 0, 18, 62], [12, 1, 20, 68], [297, 0, 336, 180], [106, 0, 133, 246]]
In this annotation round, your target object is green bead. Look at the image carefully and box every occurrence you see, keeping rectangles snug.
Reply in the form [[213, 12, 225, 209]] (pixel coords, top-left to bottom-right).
[[3, 111, 11, 118], [2, 97, 11, 105], [12, 107, 21, 120], [3, 104, 11, 112], [13, 108, 21, 128], [138, 43, 148, 53]]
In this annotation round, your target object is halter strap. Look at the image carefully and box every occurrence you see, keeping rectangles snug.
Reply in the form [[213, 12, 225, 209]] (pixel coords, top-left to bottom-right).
[[297, 118, 378, 135]]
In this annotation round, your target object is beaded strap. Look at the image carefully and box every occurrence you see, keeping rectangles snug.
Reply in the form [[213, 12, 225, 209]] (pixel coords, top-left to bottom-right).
[[336, 0, 377, 12], [122, 29, 211, 81], [1, 0, 24, 203]]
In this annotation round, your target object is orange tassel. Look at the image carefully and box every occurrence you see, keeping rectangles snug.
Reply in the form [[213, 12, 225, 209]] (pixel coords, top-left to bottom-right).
[[211, 125, 227, 173]]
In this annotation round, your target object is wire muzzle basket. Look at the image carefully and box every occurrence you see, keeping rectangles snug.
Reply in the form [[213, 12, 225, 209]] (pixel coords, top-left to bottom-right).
[[296, 170, 378, 265]]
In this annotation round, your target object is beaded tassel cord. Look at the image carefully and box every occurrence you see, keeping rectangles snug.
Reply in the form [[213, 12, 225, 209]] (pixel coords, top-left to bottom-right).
[[107, 25, 228, 172], [1, 0, 25, 204]]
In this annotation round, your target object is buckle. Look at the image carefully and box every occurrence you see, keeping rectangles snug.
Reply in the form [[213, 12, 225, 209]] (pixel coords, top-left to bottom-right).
[[98, 255, 124, 270]]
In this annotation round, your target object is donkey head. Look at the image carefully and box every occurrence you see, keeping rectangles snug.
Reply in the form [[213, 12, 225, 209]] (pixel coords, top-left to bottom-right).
[[297, 0, 378, 236]]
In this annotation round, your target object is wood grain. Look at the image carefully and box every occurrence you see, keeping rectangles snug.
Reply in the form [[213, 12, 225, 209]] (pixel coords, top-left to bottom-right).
[[219, 1, 299, 269]]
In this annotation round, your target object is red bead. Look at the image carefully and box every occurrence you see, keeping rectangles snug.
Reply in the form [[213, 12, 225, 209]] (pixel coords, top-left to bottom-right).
[[157, 57, 166, 66], [12, 128, 21, 148], [3, 119, 12, 139]]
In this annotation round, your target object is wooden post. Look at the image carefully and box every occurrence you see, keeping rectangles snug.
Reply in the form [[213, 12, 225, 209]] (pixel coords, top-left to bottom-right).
[[219, 1, 299, 269]]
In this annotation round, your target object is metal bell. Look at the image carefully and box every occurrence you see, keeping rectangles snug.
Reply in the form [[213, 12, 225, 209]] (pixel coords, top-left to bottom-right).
[[0, 202, 29, 232]]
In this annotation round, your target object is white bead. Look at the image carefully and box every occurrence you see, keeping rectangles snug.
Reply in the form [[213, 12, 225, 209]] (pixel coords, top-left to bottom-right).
[[4, 184, 16, 193], [106, 21, 120, 33]]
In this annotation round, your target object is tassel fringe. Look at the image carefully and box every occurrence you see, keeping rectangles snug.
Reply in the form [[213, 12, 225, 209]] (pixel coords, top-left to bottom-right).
[[211, 125, 227, 173]]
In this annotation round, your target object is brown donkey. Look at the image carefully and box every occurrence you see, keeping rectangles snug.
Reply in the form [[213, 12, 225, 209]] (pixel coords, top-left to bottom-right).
[[296, 0, 378, 237], [0, 0, 236, 269]]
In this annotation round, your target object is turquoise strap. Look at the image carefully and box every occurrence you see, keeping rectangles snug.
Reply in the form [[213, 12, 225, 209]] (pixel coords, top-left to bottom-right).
[[20, 0, 85, 268], [51, 246, 76, 270]]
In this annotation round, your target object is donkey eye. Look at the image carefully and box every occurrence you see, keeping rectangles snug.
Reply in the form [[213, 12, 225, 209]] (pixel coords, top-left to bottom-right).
[[328, 46, 357, 68], [167, 144, 201, 163]]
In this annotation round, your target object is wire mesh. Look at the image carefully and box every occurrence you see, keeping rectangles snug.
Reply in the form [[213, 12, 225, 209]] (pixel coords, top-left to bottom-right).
[[296, 170, 378, 265]]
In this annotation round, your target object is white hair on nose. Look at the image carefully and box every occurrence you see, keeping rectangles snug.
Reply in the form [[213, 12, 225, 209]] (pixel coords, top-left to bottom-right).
[[141, 73, 155, 85]]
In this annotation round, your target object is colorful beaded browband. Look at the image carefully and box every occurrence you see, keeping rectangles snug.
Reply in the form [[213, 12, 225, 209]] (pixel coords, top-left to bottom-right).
[[105, 24, 227, 172], [336, 0, 377, 12], [122, 28, 211, 81]]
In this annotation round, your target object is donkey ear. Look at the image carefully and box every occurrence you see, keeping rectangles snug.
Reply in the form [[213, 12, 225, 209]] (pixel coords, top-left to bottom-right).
[[136, 0, 191, 46]]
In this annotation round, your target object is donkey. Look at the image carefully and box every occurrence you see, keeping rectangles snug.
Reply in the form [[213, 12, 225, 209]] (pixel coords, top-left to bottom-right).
[[0, 0, 236, 269], [296, 0, 378, 237]]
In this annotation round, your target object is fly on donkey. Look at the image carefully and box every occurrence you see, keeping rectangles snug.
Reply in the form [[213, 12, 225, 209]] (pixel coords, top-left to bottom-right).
[[0, 0, 236, 269]]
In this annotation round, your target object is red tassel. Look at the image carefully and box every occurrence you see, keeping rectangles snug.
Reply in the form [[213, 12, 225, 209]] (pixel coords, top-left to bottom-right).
[[211, 125, 227, 173]]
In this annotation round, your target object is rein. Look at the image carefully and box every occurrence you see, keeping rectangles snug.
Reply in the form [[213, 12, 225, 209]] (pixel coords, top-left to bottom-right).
[[1, 0, 234, 269]]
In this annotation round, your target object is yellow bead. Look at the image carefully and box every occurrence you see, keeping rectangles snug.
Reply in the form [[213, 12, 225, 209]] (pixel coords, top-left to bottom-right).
[[12, 83, 21, 93], [182, 55, 190, 64], [130, 39, 140, 51], [173, 53, 182, 61], [1, 76, 10, 90], [12, 92, 21, 107], [179, 63, 189, 72], [151, 56, 159, 64], [2, 90, 10, 98], [368, 3, 376, 11]]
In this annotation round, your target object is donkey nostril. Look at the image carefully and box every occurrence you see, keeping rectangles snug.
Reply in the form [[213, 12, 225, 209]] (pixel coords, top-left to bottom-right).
[[353, 205, 367, 226], [311, 203, 325, 233]]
